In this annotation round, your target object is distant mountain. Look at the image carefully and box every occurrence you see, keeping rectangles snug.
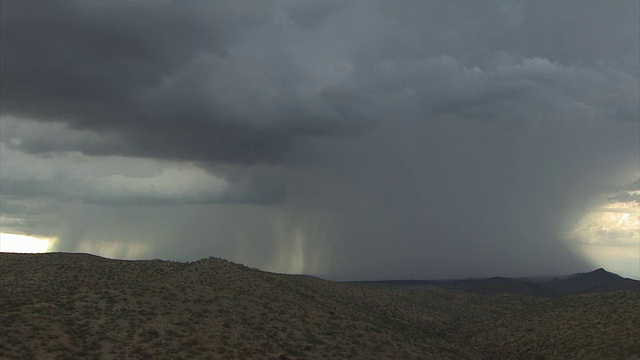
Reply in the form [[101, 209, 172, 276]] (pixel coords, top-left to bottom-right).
[[350, 268, 640, 297], [543, 268, 640, 296]]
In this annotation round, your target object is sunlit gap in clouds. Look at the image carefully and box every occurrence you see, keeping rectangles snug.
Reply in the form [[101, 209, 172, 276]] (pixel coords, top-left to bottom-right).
[[0, 233, 57, 253], [563, 178, 640, 279]]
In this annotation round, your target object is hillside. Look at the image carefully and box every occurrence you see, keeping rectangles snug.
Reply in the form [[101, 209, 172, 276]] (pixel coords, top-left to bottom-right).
[[1, 252, 639, 359]]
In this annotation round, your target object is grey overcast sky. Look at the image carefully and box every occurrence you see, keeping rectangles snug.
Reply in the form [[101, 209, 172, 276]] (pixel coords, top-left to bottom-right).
[[1, 0, 639, 279]]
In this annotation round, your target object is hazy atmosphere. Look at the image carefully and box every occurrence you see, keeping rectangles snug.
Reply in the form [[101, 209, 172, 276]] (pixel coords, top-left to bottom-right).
[[1, 0, 638, 280]]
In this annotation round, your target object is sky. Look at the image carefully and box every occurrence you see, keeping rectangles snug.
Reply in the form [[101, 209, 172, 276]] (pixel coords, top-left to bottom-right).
[[1, 0, 638, 280]]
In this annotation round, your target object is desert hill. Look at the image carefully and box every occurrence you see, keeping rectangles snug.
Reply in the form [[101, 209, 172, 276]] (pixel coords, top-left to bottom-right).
[[1, 252, 639, 359]]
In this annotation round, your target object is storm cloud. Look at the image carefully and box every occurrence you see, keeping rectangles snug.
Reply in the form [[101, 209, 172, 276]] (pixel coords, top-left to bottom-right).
[[1, 0, 638, 279]]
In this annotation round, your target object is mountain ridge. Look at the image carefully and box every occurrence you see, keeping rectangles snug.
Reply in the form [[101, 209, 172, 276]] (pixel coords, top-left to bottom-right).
[[348, 268, 640, 297]]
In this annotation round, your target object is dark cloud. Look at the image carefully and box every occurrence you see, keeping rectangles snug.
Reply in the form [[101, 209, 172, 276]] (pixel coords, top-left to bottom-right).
[[1, 0, 638, 279], [284, 0, 347, 29], [1, 0, 345, 164], [2, 0, 638, 162]]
